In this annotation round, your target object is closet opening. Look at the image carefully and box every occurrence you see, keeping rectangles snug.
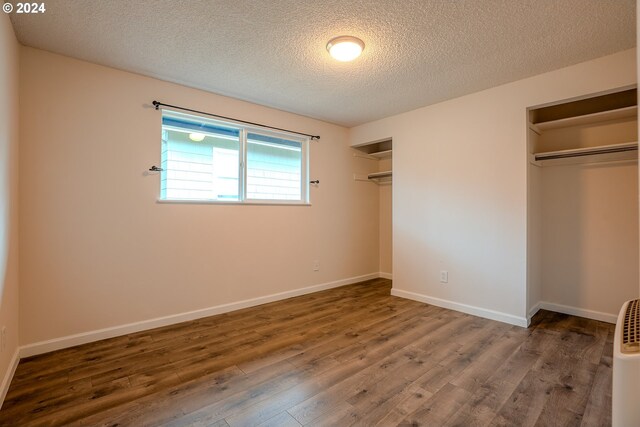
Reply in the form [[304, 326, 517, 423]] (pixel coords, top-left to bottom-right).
[[353, 138, 393, 279], [526, 87, 639, 324]]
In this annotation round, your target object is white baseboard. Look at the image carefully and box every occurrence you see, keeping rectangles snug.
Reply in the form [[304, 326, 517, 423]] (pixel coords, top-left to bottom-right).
[[390, 288, 528, 327], [539, 301, 617, 324], [527, 302, 542, 325], [0, 348, 20, 408], [379, 272, 393, 280], [20, 272, 380, 358]]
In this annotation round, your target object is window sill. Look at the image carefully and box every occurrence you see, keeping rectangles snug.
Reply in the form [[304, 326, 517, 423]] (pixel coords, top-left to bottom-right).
[[156, 199, 312, 206]]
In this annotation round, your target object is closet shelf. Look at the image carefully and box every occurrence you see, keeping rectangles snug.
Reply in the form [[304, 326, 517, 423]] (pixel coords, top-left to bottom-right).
[[368, 171, 392, 181], [534, 142, 638, 161], [353, 138, 393, 183], [353, 149, 392, 160], [352, 138, 393, 160], [533, 105, 637, 132], [369, 149, 392, 159]]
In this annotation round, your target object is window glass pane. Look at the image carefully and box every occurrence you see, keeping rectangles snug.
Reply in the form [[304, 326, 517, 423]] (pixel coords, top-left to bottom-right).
[[161, 112, 240, 201], [246, 133, 302, 201]]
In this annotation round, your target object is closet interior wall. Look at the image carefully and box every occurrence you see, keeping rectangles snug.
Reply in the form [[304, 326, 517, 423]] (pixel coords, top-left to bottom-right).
[[527, 127, 543, 318], [528, 88, 639, 321], [379, 157, 392, 276]]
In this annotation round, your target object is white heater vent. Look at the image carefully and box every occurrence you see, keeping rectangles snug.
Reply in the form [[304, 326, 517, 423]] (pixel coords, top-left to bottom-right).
[[622, 299, 640, 354], [613, 299, 640, 427]]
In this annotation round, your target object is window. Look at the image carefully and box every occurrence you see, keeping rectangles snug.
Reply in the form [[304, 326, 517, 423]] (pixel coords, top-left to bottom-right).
[[160, 111, 309, 203]]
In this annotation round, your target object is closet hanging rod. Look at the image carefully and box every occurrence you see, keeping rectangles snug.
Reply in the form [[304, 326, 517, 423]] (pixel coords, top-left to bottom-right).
[[152, 101, 320, 140], [534, 142, 638, 161], [368, 171, 392, 179]]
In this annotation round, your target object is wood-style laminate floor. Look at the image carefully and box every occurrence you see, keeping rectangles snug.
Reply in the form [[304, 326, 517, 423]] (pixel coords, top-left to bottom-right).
[[0, 279, 614, 427]]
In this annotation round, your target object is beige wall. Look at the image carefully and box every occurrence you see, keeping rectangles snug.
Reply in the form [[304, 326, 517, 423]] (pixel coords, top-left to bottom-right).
[[0, 14, 20, 391], [350, 49, 637, 324], [541, 160, 638, 316], [19, 47, 380, 346], [379, 158, 392, 275]]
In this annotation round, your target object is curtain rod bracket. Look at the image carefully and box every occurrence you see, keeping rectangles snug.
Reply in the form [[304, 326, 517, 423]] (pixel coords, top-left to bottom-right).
[[151, 100, 320, 140]]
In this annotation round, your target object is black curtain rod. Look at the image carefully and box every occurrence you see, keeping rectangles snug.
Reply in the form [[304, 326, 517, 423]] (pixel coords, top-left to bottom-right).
[[152, 101, 320, 140]]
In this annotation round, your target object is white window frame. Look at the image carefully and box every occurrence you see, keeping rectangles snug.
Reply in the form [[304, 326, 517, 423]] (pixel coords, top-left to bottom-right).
[[158, 109, 310, 206]]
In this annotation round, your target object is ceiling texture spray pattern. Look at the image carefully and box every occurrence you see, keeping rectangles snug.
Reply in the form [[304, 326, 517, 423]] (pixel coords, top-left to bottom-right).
[[10, 0, 636, 126]]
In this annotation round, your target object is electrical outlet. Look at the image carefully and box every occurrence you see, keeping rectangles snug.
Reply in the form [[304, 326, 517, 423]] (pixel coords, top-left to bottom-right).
[[440, 270, 448, 283], [313, 260, 320, 271]]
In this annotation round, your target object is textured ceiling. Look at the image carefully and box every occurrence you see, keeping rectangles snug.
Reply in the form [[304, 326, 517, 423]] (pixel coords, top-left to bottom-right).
[[10, 0, 636, 127]]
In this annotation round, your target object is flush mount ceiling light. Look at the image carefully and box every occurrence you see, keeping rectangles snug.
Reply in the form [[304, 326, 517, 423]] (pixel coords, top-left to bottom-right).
[[326, 36, 364, 62], [189, 132, 205, 142]]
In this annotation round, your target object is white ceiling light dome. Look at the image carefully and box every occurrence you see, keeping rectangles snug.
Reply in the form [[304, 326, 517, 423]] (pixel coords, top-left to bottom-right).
[[326, 36, 365, 62], [189, 132, 205, 142]]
